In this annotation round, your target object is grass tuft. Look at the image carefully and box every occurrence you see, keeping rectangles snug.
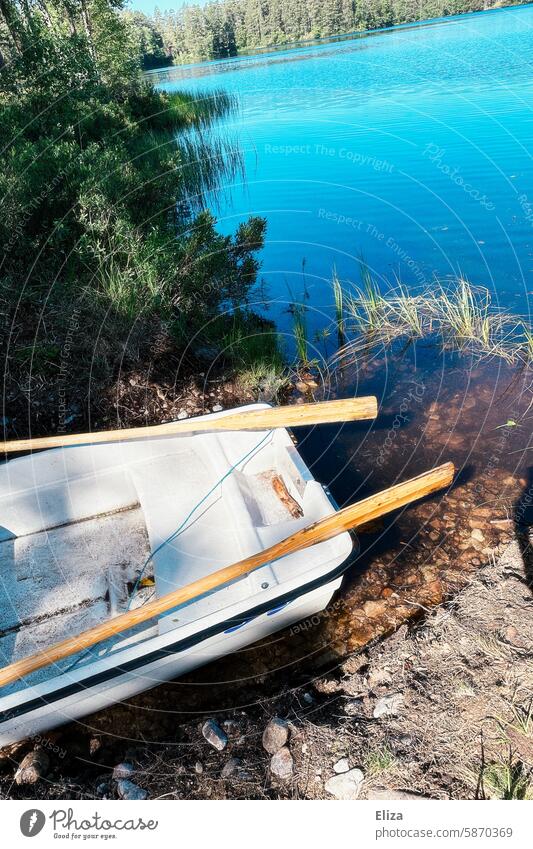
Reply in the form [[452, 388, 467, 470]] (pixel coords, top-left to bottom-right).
[[364, 745, 398, 776], [335, 263, 533, 367]]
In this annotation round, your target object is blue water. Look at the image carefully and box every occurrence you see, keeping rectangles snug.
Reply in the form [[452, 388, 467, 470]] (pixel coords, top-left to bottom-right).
[[151, 6, 533, 340]]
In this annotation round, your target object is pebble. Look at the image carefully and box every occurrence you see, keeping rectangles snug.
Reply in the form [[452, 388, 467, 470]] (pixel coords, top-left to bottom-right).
[[221, 757, 241, 778], [202, 719, 228, 751], [373, 693, 405, 718], [470, 528, 485, 542], [15, 749, 50, 785], [333, 758, 350, 774], [262, 717, 289, 754], [89, 737, 102, 757], [212, 404, 224, 412], [270, 747, 293, 779], [113, 762, 135, 780], [195, 761, 204, 775], [325, 768, 364, 800], [177, 410, 188, 420], [117, 779, 147, 801]]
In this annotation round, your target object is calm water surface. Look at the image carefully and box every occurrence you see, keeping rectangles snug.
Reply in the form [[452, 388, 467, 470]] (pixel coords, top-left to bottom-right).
[[151, 6, 533, 343]]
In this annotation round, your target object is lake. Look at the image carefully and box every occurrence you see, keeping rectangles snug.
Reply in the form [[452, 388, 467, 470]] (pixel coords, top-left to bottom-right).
[[85, 7, 533, 718], [150, 5, 533, 346]]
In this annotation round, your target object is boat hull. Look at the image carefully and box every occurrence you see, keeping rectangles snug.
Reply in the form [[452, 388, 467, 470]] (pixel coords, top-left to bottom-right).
[[0, 403, 355, 745], [0, 576, 341, 746]]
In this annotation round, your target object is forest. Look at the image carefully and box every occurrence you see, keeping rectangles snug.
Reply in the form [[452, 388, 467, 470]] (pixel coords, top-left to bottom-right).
[[124, 0, 526, 67], [0, 0, 268, 436]]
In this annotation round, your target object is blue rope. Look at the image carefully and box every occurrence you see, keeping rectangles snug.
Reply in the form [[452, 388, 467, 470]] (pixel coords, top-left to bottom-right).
[[126, 429, 273, 609], [63, 429, 273, 674]]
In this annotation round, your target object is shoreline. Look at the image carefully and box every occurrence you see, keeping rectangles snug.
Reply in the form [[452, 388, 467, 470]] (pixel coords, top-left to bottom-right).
[[2, 530, 531, 800]]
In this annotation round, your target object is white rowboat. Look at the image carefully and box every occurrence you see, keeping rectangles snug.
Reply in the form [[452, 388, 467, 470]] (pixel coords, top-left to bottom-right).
[[0, 404, 353, 745]]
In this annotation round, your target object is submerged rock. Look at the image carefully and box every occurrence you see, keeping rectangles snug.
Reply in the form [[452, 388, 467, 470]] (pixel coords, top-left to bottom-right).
[[325, 768, 364, 800], [202, 719, 228, 751], [117, 779, 147, 800], [15, 749, 49, 785], [270, 747, 293, 779], [262, 717, 289, 754]]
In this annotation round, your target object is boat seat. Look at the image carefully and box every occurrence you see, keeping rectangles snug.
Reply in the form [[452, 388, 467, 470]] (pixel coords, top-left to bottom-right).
[[127, 434, 281, 630]]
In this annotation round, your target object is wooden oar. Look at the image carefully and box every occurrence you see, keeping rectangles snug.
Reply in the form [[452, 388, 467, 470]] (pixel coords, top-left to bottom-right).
[[1, 397, 378, 454], [0, 461, 453, 689]]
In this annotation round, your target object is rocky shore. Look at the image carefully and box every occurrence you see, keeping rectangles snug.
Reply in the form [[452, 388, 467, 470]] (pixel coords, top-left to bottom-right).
[[2, 354, 533, 801]]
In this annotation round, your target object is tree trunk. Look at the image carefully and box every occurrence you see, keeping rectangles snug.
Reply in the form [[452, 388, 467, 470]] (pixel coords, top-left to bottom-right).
[[80, 0, 95, 57], [0, 0, 24, 53]]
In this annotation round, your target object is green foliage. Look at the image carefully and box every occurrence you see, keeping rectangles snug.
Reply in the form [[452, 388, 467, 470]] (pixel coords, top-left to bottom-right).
[[0, 0, 268, 427], [125, 0, 528, 66]]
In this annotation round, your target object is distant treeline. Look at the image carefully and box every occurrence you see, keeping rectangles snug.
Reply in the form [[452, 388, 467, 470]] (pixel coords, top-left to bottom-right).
[[124, 0, 526, 68]]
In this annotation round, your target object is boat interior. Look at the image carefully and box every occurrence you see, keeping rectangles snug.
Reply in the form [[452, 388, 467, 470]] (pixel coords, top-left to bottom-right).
[[0, 407, 352, 697]]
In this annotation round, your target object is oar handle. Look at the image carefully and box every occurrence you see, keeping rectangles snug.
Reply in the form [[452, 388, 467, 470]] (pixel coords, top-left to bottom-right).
[[0, 461, 453, 690], [1, 397, 378, 454]]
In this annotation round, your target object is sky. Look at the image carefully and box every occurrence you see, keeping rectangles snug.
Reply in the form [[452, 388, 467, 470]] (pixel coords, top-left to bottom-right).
[[127, 0, 196, 14]]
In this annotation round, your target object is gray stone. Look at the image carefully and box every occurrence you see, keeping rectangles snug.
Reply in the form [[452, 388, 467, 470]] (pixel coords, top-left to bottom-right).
[[195, 761, 204, 774], [373, 693, 404, 718], [202, 719, 228, 751], [333, 758, 350, 774], [177, 410, 188, 420], [270, 747, 293, 779], [325, 768, 364, 800], [15, 749, 50, 785], [113, 762, 135, 780], [262, 717, 289, 754], [221, 757, 241, 778], [212, 404, 224, 412], [117, 779, 147, 801]]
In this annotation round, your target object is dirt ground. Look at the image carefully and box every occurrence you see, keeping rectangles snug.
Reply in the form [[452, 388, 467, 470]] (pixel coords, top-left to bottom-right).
[[2, 532, 532, 801]]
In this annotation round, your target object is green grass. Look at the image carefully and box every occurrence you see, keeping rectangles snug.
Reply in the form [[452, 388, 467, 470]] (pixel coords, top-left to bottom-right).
[[482, 758, 532, 800], [364, 745, 398, 776], [202, 311, 289, 399], [292, 302, 309, 366], [335, 264, 533, 367], [332, 267, 345, 338]]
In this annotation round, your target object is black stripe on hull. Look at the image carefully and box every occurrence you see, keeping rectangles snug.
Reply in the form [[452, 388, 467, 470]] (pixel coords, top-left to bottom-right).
[[0, 556, 354, 726]]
